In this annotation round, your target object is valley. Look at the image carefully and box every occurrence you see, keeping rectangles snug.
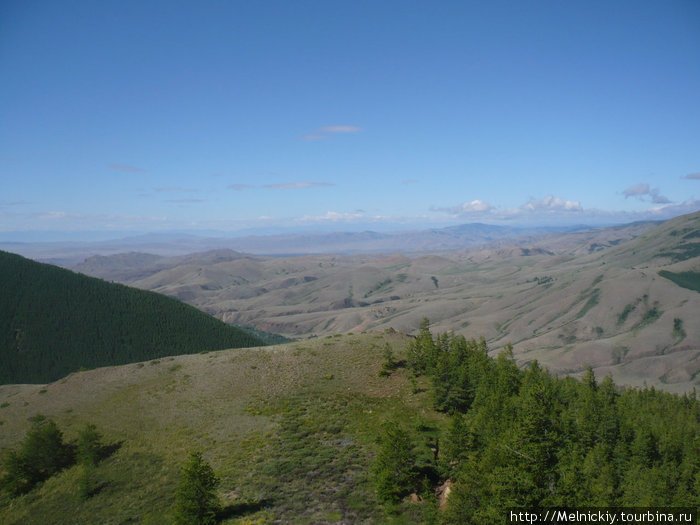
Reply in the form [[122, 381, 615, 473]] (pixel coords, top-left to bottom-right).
[[71, 211, 700, 392]]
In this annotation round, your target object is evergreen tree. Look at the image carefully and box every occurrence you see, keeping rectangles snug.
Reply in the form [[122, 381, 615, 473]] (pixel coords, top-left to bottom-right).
[[1, 416, 74, 496], [77, 423, 104, 467], [174, 451, 221, 525], [373, 423, 416, 505]]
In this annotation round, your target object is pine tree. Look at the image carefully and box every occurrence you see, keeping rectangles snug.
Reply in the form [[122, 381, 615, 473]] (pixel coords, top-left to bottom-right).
[[373, 423, 416, 504], [174, 451, 221, 525], [1, 415, 74, 496]]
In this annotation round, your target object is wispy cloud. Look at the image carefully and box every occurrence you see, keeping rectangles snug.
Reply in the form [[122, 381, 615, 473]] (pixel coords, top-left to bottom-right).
[[622, 183, 671, 204], [155, 187, 198, 193], [433, 193, 699, 225], [623, 183, 651, 198], [30, 210, 168, 228], [403, 179, 418, 185], [298, 211, 369, 222], [227, 184, 255, 191], [301, 124, 362, 141], [165, 198, 205, 204], [520, 195, 582, 212], [434, 194, 582, 221], [264, 182, 334, 189], [38, 211, 70, 220], [319, 125, 362, 134], [684, 172, 700, 180], [109, 163, 146, 173]]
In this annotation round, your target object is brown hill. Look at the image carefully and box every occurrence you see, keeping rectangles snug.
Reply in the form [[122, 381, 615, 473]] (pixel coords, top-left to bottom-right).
[[74, 212, 700, 391]]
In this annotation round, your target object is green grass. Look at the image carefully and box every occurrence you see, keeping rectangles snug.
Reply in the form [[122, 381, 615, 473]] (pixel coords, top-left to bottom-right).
[[632, 301, 663, 331], [658, 270, 700, 293], [576, 288, 600, 319], [656, 242, 700, 262], [364, 278, 393, 298], [617, 303, 637, 327], [0, 332, 437, 524]]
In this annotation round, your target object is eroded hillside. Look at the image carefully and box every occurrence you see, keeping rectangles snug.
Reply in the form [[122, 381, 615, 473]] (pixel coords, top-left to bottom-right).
[[73, 212, 700, 391]]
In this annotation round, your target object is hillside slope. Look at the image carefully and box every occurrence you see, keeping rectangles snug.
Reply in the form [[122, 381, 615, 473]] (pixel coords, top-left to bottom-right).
[[0, 251, 263, 384], [0, 331, 425, 524], [73, 212, 700, 391], [0, 330, 697, 523]]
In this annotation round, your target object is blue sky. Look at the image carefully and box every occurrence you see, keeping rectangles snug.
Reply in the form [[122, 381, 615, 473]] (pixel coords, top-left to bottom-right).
[[1, 0, 699, 237]]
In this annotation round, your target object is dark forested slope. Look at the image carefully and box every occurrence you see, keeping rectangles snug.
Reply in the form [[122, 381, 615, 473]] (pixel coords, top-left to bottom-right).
[[0, 250, 263, 384]]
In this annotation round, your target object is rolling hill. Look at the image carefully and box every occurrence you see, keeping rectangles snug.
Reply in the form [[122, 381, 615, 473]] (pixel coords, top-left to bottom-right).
[[0, 250, 263, 384], [0, 330, 697, 523], [0, 331, 422, 523], [72, 211, 700, 391]]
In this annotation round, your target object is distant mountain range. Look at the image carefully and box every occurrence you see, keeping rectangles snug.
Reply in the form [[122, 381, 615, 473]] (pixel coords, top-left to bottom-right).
[[0, 221, 649, 266], [67, 211, 700, 392], [0, 250, 263, 384]]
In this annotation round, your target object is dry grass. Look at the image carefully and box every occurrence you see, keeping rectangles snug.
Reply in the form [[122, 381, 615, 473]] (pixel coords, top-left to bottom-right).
[[73, 212, 700, 390]]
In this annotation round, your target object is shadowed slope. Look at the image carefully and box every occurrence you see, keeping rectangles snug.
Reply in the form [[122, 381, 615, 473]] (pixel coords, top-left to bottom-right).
[[0, 250, 263, 384]]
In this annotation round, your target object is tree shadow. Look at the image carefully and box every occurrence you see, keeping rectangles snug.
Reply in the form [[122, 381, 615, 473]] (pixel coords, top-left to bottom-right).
[[97, 440, 124, 462], [216, 498, 273, 520]]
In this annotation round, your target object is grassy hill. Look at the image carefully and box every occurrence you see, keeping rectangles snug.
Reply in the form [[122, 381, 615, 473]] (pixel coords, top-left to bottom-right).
[[0, 330, 697, 524], [0, 250, 263, 384], [0, 331, 429, 524]]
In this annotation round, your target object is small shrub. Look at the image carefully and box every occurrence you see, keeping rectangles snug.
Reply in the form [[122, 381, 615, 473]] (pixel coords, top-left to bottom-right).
[[672, 318, 686, 340]]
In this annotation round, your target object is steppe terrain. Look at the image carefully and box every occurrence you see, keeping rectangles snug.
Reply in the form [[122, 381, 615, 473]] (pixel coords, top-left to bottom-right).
[[72, 212, 700, 392], [0, 332, 426, 524]]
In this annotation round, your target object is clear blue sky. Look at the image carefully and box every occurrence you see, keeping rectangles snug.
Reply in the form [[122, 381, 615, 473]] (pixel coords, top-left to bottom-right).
[[1, 0, 699, 237]]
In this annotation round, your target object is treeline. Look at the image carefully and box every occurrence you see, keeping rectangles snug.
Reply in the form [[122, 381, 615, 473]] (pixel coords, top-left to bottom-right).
[[0, 250, 263, 384], [375, 320, 700, 521]]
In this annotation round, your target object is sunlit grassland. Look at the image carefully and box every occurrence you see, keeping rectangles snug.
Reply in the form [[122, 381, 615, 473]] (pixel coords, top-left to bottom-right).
[[0, 331, 441, 524]]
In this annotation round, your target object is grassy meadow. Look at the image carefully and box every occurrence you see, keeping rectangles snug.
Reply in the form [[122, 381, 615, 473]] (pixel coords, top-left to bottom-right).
[[0, 332, 442, 524]]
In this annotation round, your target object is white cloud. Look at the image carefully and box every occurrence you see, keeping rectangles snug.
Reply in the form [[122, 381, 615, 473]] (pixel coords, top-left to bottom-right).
[[109, 163, 145, 173], [155, 187, 198, 193], [683, 172, 700, 180], [520, 195, 582, 212], [623, 183, 650, 198], [319, 125, 362, 134], [433, 191, 699, 226], [298, 211, 367, 222], [461, 200, 494, 213], [227, 184, 254, 191], [38, 211, 69, 220], [264, 182, 334, 189], [622, 183, 671, 204], [649, 188, 671, 204], [433, 194, 583, 222], [301, 124, 362, 141]]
